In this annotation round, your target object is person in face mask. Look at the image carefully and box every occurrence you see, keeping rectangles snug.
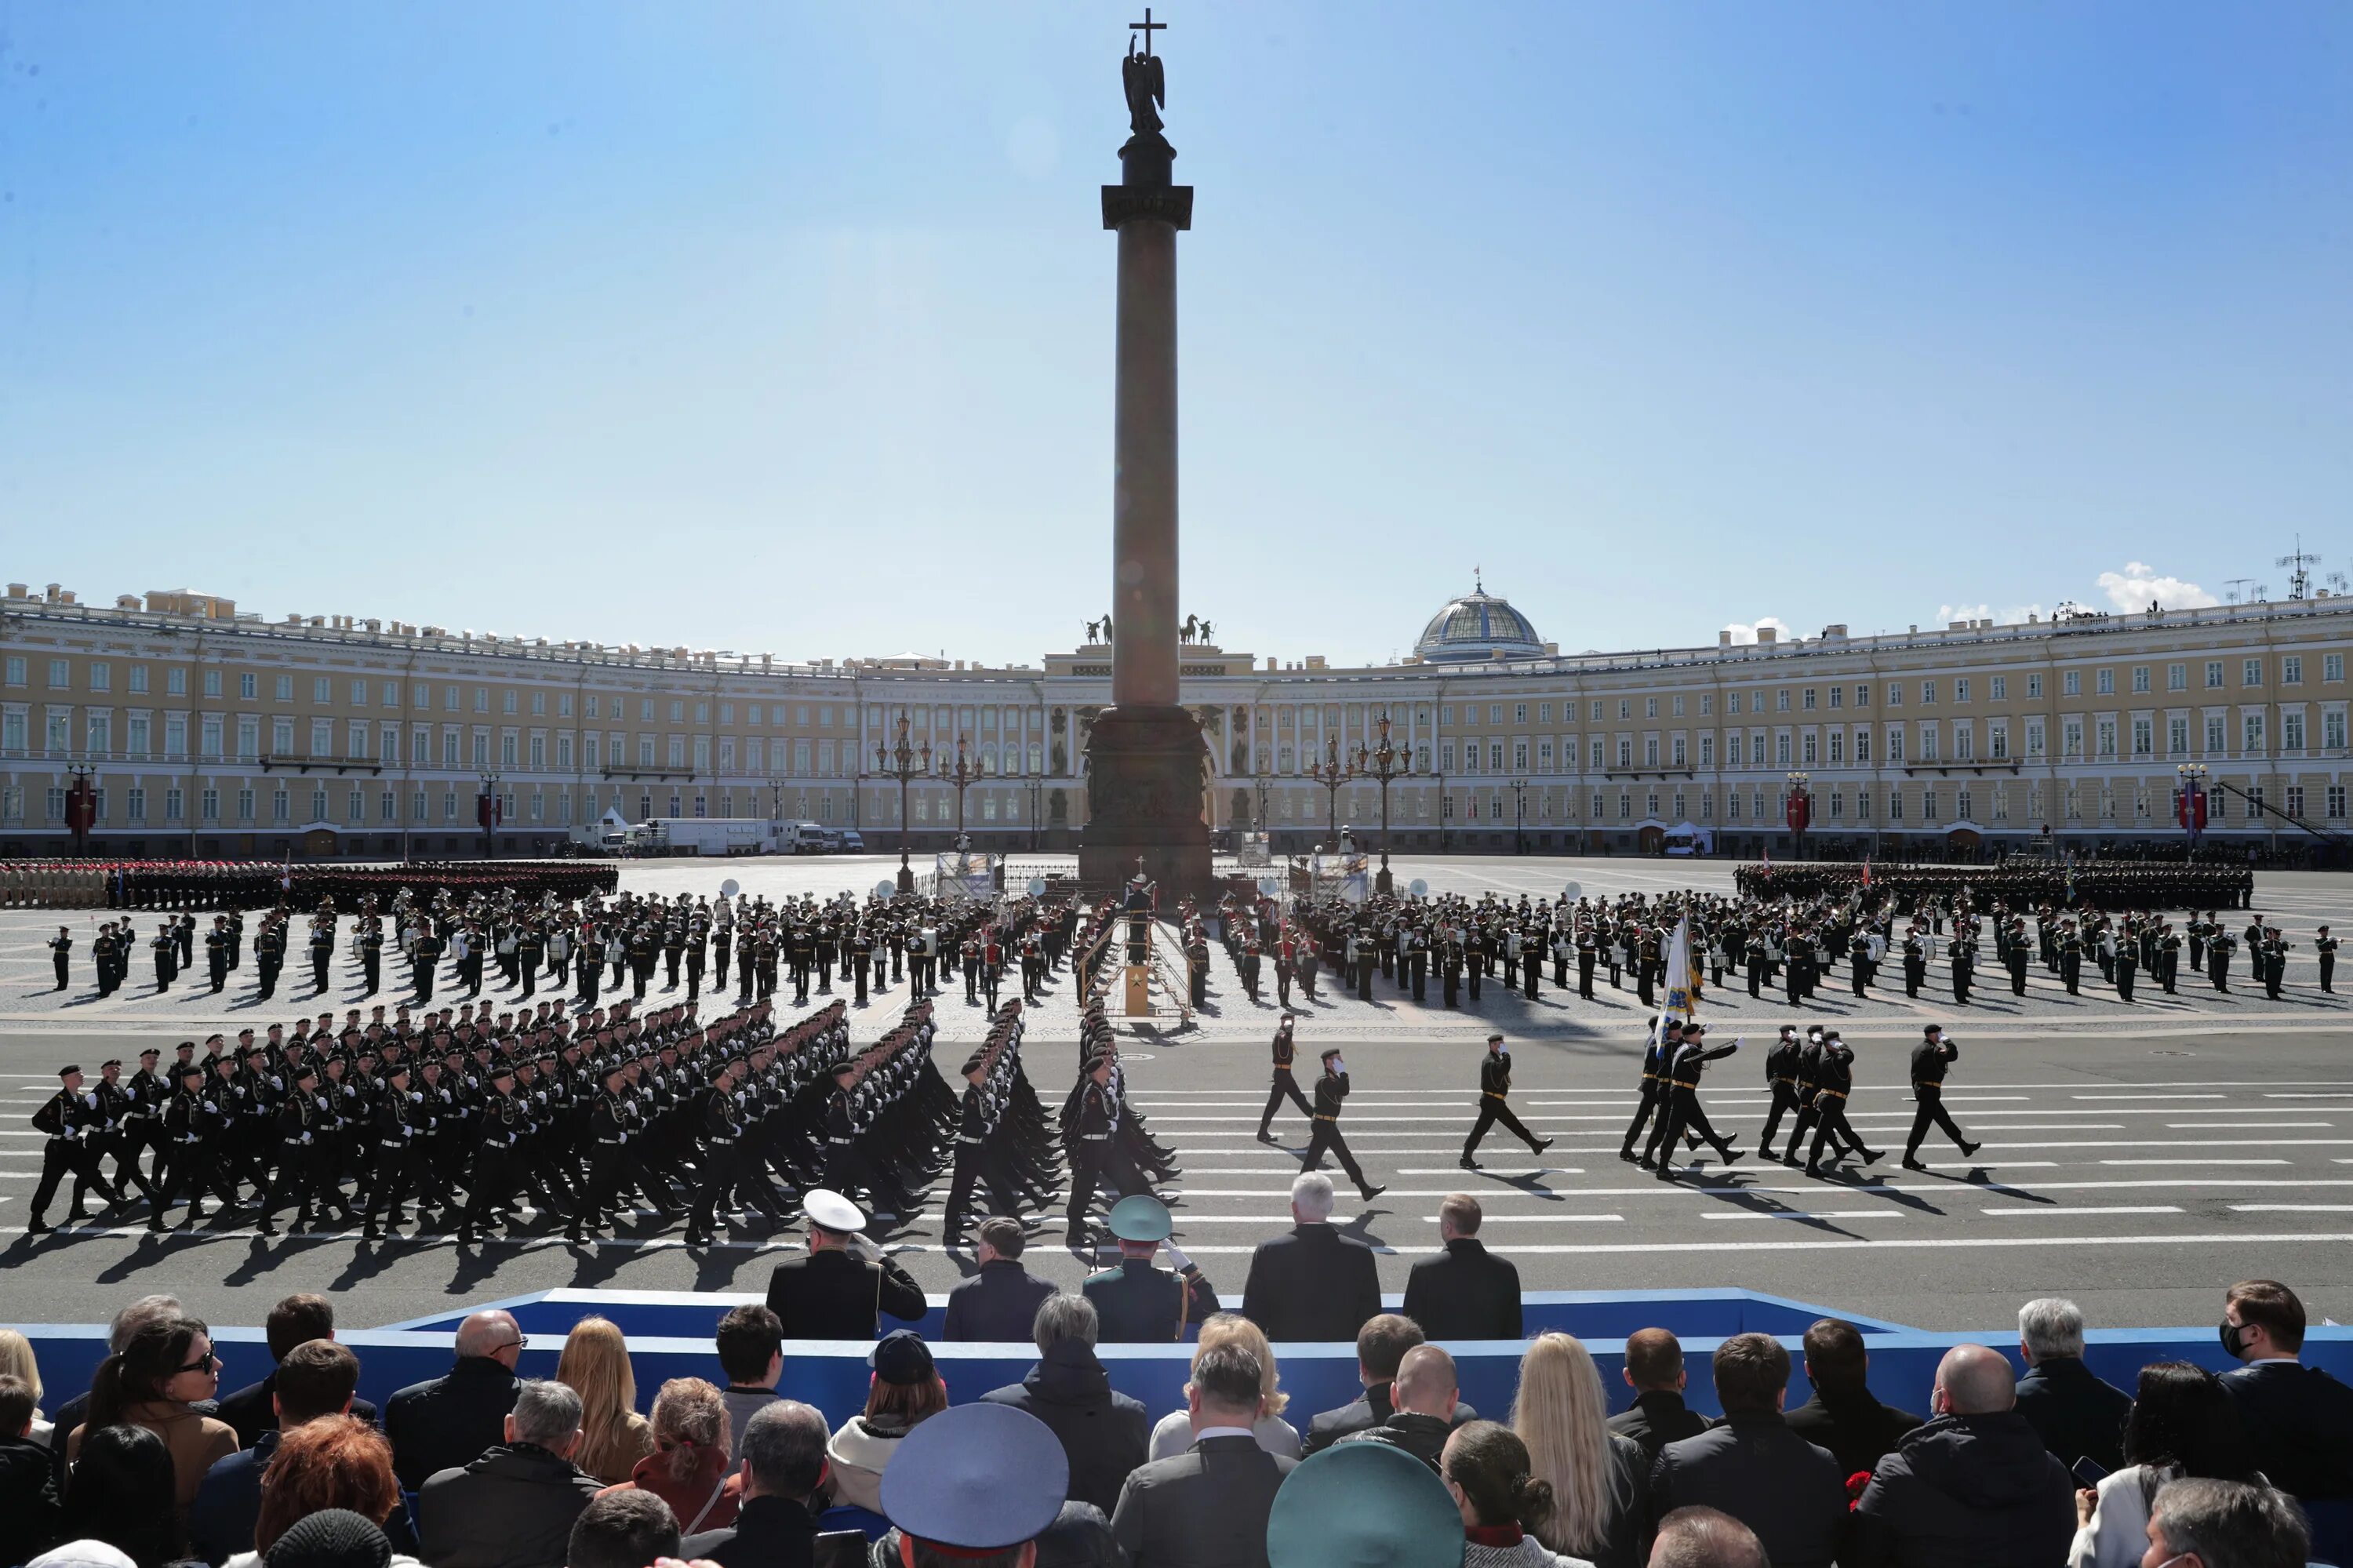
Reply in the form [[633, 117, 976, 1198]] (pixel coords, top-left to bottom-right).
[[2215, 1281, 2353, 1519]]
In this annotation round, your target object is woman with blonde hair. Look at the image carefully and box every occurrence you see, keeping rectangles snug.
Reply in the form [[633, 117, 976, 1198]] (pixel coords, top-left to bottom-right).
[[1147, 1313, 1302, 1461], [1508, 1333, 1649, 1568], [597, 1377, 740, 1535], [0, 1328, 53, 1445], [555, 1316, 654, 1485]]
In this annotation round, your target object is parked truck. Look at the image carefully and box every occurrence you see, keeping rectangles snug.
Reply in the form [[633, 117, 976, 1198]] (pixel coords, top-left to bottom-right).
[[622, 818, 780, 857]]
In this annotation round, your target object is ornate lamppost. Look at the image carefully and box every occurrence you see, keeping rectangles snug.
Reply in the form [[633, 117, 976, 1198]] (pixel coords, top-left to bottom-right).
[[1304, 736, 1355, 852], [1508, 777, 1529, 856], [1024, 769, 1046, 853], [1786, 770, 1811, 860], [871, 715, 929, 894], [1351, 711, 1416, 895], [476, 769, 503, 859], [2177, 761, 2209, 855], [935, 737, 986, 843]]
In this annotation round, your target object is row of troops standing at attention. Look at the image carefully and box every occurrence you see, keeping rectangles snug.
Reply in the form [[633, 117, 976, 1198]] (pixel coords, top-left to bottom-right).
[[20, 985, 1027, 1246], [45, 879, 1089, 1016], [0, 857, 615, 910], [1230, 877, 2337, 1015]]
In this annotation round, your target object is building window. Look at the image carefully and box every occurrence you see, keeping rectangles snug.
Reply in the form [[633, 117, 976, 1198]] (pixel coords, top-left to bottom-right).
[[1802, 688, 1816, 711], [2328, 654, 2345, 683], [1922, 681, 1937, 704], [1955, 678, 1972, 703], [2329, 786, 2346, 820], [2287, 786, 2306, 819], [2064, 671, 2081, 696], [2284, 712, 2306, 751], [2026, 674, 2042, 699], [2132, 718, 2152, 756], [2245, 658, 2264, 687], [2327, 711, 2348, 750], [2284, 656, 2304, 686], [2206, 661, 2224, 689], [2096, 670, 2114, 696], [2168, 664, 2187, 691], [2244, 714, 2265, 751], [2168, 717, 2188, 755], [2206, 716, 2225, 754], [1886, 682, 1902, 707]]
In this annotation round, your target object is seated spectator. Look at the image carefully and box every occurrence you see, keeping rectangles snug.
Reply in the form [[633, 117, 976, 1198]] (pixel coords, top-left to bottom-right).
[[2015, 1298, 2133, 1478], [2142, 1476, 2308, 1568], [384, 1311, 525, 1494], [1111, 1341, 1299, 1567], [193, 1342, 418, 1568], [1782, 1318, 1922, 1479], [61, 1424, 187, 1568], [824, 1332, 947, 1515], [1646, 1333, 1846, 1568], [870, 1403, 1075, 1568], [1266, 1440, 1466, 1568], [1241, 1173, 1381, 1346], [213, 1296, 380, 1452], [0, 1372, 64, 1566], [1442, 1421, 1593, 1568], [49, 1297, 185, 1461], [1338, 1346, 1461, 1472], [1147, 1314, 1300, 1461], [1511, 1333, 1649, 1568], [0, 1327, 57, 1446], [414, 1379, 601, 1568], [253, 1510, 420, 1568], [2071, 1361, 2267, 1568], [2216, 1279, 2353, 1508], [555, 1318, 653, 1486], [67, 1314, 239, 1513], [1401, 1195, 1524, 1342], [944, 1217, 1060, 1344], [1847, 1343, 2073, 1568], [680, 1401, 833, 1568], [595, 1377, 739, 1537], [225, 1416, 404, 1568], [713, 1306, 784, 1445], [978, 1292, 1150, 1516], [565, 1492, 678, 1568], [1303, 1315, 1478, 1457], [1646, 1507, 1766, 1568], [1607, 1331, 1710, 1461]]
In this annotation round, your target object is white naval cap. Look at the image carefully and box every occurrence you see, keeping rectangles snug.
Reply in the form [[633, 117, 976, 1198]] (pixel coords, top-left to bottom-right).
[[804, 1188, 867, 1234]]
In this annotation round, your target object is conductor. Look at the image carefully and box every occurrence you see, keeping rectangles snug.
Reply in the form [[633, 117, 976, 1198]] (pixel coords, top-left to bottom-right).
[[764, 1188, 926, 1340]]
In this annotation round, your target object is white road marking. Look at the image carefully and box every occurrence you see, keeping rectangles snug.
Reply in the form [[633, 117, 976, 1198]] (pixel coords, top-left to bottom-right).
[[1979, 1206, 2183, 1217]]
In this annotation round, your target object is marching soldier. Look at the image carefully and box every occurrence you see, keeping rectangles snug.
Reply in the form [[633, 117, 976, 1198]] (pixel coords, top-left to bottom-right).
[[255, 1062, 325, 1234], [28, 1065, 121, 1233], [1618, 1017, 1674, 1164], [1065, 1053, 1144, 1249], [1951, 931, 1975, 1005], [1460, 1033, 1553, 1170], [1300, 1047, 1386, 1202], [1643, 1022, 1743, 1180], [48, 925, 71, 991], [453, 1061, 526, 1244], [1254, 1013, 1312, 1144], [1900, 1024, 1980, 1172], [1083, 1194, 1217, 1342], [1758, 1025, 1802, 1151], [1803, 1031, 1881, 1177], [147, 1060, 233, 1231]]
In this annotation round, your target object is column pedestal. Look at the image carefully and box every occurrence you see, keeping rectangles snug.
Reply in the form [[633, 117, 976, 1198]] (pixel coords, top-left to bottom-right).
[[1078, 704, 1213, 895]]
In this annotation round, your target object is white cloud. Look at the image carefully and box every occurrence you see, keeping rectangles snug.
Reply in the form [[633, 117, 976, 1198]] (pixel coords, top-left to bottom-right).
[[1939, 601, 2046, 627], [2096, 562, 2218, 613], [1721, 616, 1791, 645]]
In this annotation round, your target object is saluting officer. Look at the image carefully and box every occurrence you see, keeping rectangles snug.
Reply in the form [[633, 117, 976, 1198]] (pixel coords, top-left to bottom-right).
[[1083, 1194, 1218, 1342], [1300, 1047, 1386, 1202], [762, 1188, 926, 1340], [1460, 1034, 1553, 1170], [1254, 1013, 1312, 1144], [2320, 926, 2339, 995], [1757, 1025, 1802, 1151], [1900, 1024, 1980, 1172], [48, 926, 72, 991]]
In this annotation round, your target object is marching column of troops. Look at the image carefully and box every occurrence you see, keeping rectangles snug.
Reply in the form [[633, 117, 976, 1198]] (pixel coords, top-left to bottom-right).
[[0, 857, 617, 911]]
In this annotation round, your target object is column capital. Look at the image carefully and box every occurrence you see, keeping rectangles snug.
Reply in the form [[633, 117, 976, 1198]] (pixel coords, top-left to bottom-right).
[[1102, 185, 1193, 231]]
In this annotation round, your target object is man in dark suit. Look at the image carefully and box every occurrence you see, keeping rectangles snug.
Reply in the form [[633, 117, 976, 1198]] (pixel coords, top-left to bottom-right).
[[1399, 1194, 1522, 1341], [1646, 1333, 1849, 1568], [1241, 1171, 1380, 1344], [1301, 1315, 1479, 1456], [763, 1189, 926, 1341], [212, 1293, 380, 1450], [1110, 1341, 1298, 1568], [1333, 1345, 1460, 1472], [1086, 1195, 1220, 1344], [2013, 1297, 2133, 1476], [1783, 1317, 1922, 1479], [678, 1399, 833, 1568], [384, 1309, 525, 1493], [1609, 1328, 1713, 1458], [943, 1217, 1060, 1343], [2217, 1279, 2353, 1510]]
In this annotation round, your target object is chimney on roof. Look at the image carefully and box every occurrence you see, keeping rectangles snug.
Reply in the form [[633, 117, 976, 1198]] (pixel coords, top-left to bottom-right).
[[1755, 626, 1777, 645]]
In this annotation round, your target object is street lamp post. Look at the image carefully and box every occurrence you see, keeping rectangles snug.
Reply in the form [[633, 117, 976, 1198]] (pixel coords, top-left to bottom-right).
[[936, 737, 984, 842], [871, 715, 930, 895], [1508, 778, 1529, 856], [1024, 770, 1045, 853], [1786, 770, 1811, 860], [1253, 773, 1271, 851], [1434, 771, 1447, 853], [476, 770, 504, 859], [2177, 762, 2208, 855], [64, 763, 97, 857], [1353, 712, 1415, 895], [1304, 737, 1355, 852]]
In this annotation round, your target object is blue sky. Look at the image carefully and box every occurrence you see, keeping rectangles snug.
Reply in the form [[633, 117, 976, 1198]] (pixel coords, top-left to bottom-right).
[[2, 2, 2348, 667]]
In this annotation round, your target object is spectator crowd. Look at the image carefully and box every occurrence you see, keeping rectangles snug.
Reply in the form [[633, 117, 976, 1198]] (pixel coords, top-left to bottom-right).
[[0, 1265, 2342, 1568]]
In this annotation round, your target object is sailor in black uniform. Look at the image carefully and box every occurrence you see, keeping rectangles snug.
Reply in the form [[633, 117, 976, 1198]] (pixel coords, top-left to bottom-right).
[[1460, 1034, 1553, 1170]]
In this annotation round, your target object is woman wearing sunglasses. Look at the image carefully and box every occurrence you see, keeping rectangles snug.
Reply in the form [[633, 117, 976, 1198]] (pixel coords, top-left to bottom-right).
[[67, 1312, 238, 1515]]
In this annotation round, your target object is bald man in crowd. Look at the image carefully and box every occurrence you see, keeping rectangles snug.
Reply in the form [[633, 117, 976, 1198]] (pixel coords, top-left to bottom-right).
[[1649, 1508, 1768, 1568], [1334, 1344, 1460, 1472], [384, 1308, 527, 1490], [1846, 1343, 2074, 1567]]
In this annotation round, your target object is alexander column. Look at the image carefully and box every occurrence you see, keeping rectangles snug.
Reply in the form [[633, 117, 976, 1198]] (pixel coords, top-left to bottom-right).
[[1078, 9, 1213, 895]]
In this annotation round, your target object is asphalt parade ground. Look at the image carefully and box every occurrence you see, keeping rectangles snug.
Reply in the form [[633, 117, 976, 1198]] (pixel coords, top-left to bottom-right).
[[2, 854, 2349, 1336]]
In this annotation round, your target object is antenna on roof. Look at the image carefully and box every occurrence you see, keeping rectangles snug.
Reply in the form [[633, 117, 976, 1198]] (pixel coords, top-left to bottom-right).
[[2278, 536, 2322, 599]]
